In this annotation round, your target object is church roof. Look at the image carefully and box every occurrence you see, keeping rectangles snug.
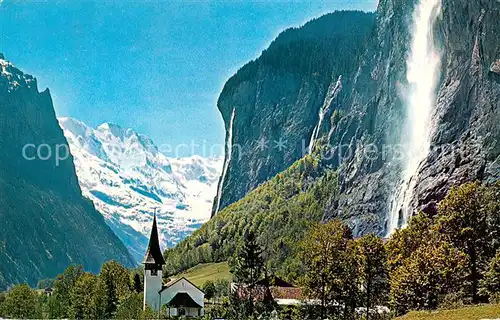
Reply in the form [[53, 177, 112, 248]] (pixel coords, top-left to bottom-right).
[[160, 277, 204, 294], [142, 212, 166, 265], [167, 292, 202, 308]]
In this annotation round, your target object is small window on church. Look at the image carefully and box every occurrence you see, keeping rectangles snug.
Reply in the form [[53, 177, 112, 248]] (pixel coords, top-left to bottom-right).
[[151, 269, 158, 276]]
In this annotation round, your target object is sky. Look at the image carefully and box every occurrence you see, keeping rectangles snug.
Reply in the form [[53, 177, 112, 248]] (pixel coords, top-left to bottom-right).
[[0, 0, 377, 157]]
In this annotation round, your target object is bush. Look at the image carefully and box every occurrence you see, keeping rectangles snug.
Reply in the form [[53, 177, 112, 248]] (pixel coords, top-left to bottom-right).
[[438, 293, 465, 310]]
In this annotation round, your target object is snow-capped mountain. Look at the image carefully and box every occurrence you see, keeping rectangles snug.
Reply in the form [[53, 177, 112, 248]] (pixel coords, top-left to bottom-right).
[[58, 117, 222, 263]]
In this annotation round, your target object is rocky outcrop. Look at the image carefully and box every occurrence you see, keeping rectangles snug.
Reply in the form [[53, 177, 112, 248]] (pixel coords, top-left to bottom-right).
[[212, 11, 376, 215], [0, 56, 135, 289]]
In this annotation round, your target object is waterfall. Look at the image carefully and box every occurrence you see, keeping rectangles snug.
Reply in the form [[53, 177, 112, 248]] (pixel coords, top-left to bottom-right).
[[308, 75, 343, 154], [214, 108, 236, 216], [386, 0, 442, 236]]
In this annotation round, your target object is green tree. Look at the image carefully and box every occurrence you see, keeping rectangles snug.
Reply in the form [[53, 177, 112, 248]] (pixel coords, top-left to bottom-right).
[[436, 182, 496, 303], [202, 280, 216, 302], [230, 231, 269, 317], [300, 220, 354, 319], [133, 273, 143, 293], [53, 264, 84, 317], [480, 250, 500, 299], [355, 234, 389, 319], [385, 212, 432, 272], [0, 284, 39, 319], [389, 240, 466, 315], [140, 304, 155, 320], [214, 278, 231, 302], [115, 292, 143, 320], [44, 294, 65, 319], [100, 260, 132, 317], [231, 231, 266, 286], [69, 273, 107, 319]]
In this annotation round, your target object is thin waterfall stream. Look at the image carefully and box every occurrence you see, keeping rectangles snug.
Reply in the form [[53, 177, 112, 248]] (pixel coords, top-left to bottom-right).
[[214, 108, 236, 215]]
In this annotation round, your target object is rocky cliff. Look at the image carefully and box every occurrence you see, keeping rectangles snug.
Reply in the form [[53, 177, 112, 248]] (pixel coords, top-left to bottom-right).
[[213, 0, 500, 235], [212, 11, 376, 215], [0, 55, 135, 289], [324, 0, 500, 235]]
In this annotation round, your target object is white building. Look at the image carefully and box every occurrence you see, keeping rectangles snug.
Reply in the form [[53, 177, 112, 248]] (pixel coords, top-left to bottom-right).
[[143, 213, 204, 316]]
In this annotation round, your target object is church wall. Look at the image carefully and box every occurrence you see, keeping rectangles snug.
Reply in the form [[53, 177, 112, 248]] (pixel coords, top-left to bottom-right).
[[160, 278, 204, 309], [144, 269, 163, 310]]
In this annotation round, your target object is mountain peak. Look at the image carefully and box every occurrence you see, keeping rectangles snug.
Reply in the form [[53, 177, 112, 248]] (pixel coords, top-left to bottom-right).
[[59, 117, 223, 263], [97, 122, 128, 138], [1, 54, 38, 91]]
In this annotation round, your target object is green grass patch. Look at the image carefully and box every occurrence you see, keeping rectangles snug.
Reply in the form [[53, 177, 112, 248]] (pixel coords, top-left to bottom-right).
[[395, 304, 500, 320], [173, 262, 231, 287]]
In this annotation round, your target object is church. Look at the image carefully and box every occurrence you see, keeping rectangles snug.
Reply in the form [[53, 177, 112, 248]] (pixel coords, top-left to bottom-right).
[[143, 213, 205, 317]]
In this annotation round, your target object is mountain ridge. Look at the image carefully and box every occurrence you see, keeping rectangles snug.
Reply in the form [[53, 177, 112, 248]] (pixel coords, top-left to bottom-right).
[[0, 55, 135, 290], [59, 117, 223, 263]]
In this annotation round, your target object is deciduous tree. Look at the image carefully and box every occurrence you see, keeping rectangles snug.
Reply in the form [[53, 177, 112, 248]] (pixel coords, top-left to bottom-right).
[[69, 273, 107, 319], [0, 284, 39, 319], [100, 260, 132, 317], [202, 280, 216, 302], [354, 234, 389, 319], [53, 264, 84, 317], [389, 240, 466, 315], [436, 182, 496, 303], [480, 250, 500, 299], [300, 219, 354, 318]]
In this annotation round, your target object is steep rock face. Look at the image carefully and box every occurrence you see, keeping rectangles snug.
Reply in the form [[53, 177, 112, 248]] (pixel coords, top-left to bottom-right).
[[0, 55, 135, 289], [213, 11, 376, 214], [213, 0, 499, 236], [324, 0, 500, 235], [323, 0, 417, 234], [412, 0, 500, 207]]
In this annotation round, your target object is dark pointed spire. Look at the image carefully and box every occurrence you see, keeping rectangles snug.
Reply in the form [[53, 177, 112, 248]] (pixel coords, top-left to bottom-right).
[[142, 210, 166, 265]]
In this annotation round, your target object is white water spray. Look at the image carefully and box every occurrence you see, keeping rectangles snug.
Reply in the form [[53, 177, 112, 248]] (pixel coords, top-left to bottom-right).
[[214, 108, 236, 215], [308, 75, 343, 154], [386, 0, 442, 236]]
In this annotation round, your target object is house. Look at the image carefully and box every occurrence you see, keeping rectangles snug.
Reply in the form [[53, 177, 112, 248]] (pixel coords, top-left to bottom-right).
[[143, 213, 204, 316], [44, 287, 53, 297], [232, 276, 318, 306]]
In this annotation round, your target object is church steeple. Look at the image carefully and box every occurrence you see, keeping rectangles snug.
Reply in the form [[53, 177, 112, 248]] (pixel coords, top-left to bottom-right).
[[142, 210, 166, 266]]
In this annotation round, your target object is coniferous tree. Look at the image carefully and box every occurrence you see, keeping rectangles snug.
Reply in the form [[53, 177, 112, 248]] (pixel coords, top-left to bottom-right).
[[231, 231, 265, 286], [230, 231, 268, 317], [133, 273, 143, 293]]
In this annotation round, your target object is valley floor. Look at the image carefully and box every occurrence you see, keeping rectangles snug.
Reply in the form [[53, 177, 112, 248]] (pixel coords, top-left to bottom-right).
[[174, 262, 231, 287], [395, 304, 500, 320]]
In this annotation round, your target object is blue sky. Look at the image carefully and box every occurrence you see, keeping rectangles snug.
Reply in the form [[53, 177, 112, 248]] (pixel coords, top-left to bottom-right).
[[0, 0, 377, 156]]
